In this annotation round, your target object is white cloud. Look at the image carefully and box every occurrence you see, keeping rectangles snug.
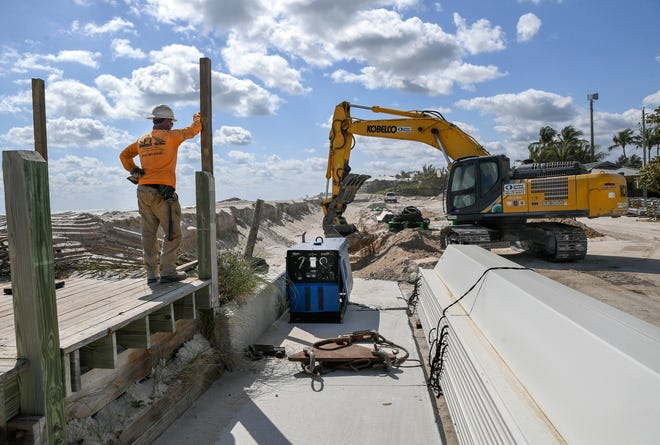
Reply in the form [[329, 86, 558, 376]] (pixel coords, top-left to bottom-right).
[[457, 89, 574, 123], [227, 150, 256, 164], [97, 44, 282, 117], [214, 152, 328, 200], [129, 44, 204, 98], [456, 89, 578, 160], [46, 50, 101, 68], [72, 17, 136, 36], [324, 9, 504, 94], [454, 13, 506, 55], [213, 71, 282, 116], [0, 88, 31, 113], [143, 0, 507, 96], [1, 116, 132, 149], [221, 35, 309, 95], [442, 61, 506, 91], [143, 0, 262, 32], [643, 90, 660, 107], [111, 39, 146, 59], [454, 89, 643, 163], [47, 117, 133, 148], [214, 126, 252, 146], [9, 50, 101, 75], [2, 52, 277, 122], [517, 13, 542, 42], [94, 74, 145, 119], [47, 154, 135, 212], [47, 79, 115, 118]]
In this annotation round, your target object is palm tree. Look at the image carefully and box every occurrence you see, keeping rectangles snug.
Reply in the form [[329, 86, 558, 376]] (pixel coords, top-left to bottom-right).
[[609, 128, 635, 159], [528, 125, 604, 163], [644, 107, 660, 157], [615, 154, 643, 168], [553, 126, 587, 161], [527, 126, 557, 162], [636, 127, 660, 161], [627, 154, 643, 168], [573, 140, 606, 163]]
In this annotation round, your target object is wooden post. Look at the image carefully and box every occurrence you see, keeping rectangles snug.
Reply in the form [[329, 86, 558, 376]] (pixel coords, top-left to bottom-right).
[[200, 57, 213, 173], [2, 150, 66, 444], [196, 171, 219, 312], [32, 79, 48, 161], [244, 199, 264, 259], [196, 57, 219, 312]]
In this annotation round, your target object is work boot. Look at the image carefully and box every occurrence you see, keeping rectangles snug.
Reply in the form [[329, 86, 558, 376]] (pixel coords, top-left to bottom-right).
[[147, 277, 159, 284], [160, 271, 187, 283]]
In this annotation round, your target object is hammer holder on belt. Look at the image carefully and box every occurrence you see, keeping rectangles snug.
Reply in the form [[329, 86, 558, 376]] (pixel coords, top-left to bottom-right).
[[157, 185, 177, 241]]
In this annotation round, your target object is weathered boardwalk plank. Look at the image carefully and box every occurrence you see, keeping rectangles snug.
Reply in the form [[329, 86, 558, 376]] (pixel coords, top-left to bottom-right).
[[0, 275, 210, 379]]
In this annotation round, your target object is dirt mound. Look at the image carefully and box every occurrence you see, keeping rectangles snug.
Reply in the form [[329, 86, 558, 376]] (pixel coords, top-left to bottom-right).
[[349, 228, 442, 281]]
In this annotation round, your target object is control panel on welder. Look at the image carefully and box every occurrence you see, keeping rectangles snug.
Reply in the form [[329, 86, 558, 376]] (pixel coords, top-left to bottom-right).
[[286, 250, 339, 283]]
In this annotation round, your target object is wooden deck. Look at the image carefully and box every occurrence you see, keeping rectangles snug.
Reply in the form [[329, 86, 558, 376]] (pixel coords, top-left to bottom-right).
[[0, 276, 212, 397]]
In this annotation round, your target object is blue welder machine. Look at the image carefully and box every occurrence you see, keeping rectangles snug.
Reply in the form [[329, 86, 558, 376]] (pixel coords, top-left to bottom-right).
[[286, 236, 352, 323]]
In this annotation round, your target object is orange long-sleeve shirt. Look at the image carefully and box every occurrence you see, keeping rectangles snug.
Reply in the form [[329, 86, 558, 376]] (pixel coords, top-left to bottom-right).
[[119, 115, 202, 188]]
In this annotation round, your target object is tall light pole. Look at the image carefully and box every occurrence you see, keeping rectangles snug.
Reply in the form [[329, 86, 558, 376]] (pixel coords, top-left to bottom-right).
[[587, 93, 599, 160]]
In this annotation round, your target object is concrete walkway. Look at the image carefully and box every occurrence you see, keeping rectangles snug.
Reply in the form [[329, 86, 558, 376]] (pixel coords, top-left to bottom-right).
[[156, 279, 443, 444]]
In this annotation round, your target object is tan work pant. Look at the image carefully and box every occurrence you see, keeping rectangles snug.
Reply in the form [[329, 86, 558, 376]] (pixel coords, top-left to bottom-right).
[[137, 186, 182, 279]]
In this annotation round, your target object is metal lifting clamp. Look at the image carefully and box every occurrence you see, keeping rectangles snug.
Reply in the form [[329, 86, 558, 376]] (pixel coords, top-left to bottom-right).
[[288, 330, 409, 376]]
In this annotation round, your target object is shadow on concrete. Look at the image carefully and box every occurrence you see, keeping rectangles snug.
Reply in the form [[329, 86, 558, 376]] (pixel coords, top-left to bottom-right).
[[500, 251, 660, 275]]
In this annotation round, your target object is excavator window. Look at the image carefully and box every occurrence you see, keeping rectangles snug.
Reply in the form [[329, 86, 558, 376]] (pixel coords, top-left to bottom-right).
[[480, 161, 499, 194], [447, 156, 507, 216], [450, 163, 476, 209]]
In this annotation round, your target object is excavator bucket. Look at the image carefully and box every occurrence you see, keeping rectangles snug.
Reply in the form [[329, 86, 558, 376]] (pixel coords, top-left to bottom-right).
[[322, 173, 371, 237], [337, 173, 371, 205]]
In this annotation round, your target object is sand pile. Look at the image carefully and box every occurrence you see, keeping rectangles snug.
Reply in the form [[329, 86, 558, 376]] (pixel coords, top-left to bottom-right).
[[349, 228, 442, 282]]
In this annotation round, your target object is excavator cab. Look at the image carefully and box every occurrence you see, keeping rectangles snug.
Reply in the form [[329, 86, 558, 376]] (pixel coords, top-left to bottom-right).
[[446, 155, 509, 221]]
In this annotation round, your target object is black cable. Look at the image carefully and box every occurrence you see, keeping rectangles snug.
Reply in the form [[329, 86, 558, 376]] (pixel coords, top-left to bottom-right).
[[427, 266, 529, 397], [406, 277, 421, 315]]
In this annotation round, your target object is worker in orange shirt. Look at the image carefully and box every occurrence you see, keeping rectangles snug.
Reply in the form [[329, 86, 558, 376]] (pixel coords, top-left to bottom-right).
[[120, 105, 202, 284]]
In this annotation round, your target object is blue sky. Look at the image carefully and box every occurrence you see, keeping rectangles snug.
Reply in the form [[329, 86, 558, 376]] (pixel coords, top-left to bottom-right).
[[0, 0, 658, 214]]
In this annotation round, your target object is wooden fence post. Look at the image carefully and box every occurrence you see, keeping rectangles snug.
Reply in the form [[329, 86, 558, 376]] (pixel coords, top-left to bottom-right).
[[32, 79, 48, 162], [199, 57, 213, 174], [2, 150, 66, 444], [196, 172, 219, 312], [244, 199, 264, 259], [196, 57, 219, 313]]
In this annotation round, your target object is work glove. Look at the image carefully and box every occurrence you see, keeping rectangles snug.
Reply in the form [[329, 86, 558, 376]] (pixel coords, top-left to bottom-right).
[[130, 167, 145, 180], [193, 112, 201, 123]]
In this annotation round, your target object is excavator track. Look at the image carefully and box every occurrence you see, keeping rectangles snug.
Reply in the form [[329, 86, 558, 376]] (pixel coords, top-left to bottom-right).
[[524, 222, 587, 262], [440, 225, 492, 250], [440, 222, 587, 262]]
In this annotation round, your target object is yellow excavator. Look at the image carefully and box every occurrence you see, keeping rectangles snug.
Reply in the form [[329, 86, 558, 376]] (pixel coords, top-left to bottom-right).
[[321, 101, 628, 261]]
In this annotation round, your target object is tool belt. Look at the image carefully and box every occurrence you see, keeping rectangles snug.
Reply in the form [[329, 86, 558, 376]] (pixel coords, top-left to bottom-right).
[[288, 330, 409, 376], [143, 184, 177, 202]]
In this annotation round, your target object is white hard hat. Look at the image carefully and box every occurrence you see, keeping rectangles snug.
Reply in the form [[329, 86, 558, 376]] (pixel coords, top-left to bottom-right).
[[148, 104, 177, 122]]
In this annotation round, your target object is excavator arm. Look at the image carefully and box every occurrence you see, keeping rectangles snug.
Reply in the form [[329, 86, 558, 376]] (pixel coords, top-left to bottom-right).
[[321, 101, 489, 236]]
